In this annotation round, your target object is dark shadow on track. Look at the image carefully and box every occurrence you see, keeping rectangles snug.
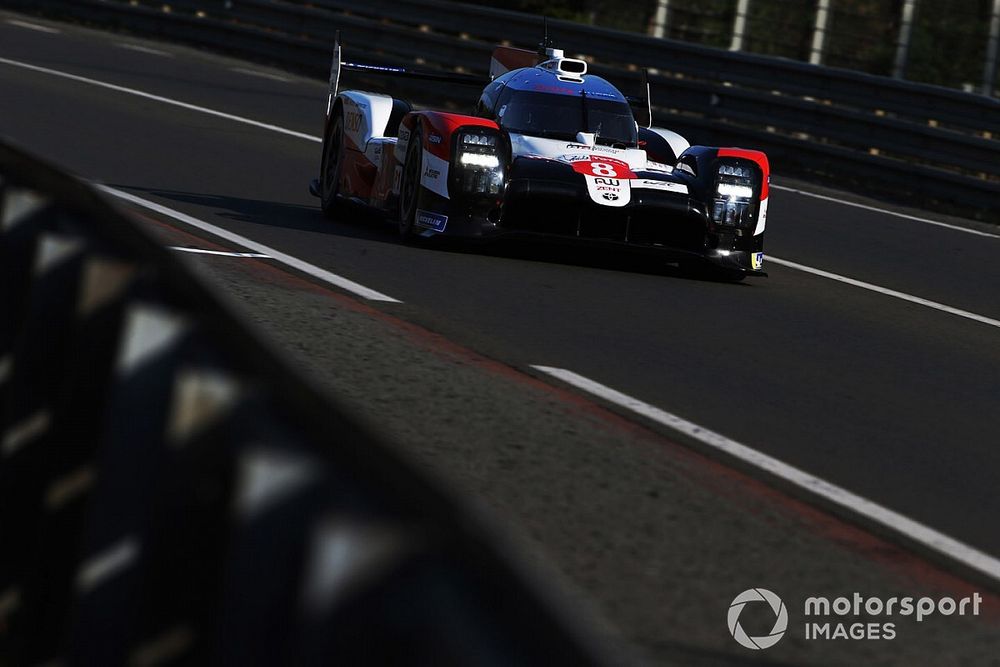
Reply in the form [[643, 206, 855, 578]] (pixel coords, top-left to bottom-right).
[[111, 185, 754, 285]]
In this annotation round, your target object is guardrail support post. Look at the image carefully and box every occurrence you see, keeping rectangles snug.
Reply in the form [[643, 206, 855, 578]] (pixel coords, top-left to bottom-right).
[[649, 0, 670, 39], [893, 0, 917, 79], [809, 0, 832, 65], [730, 0, 751, 51], [983, 0, 1000, 95]]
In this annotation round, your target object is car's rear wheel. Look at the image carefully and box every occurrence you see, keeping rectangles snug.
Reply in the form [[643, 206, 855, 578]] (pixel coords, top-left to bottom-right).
[[398, 125, 423, 239], [320, 111, 344, 218]]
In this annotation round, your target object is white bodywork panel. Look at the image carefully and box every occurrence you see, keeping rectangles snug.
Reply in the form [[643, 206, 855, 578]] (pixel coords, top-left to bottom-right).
[[509, 133, 692, 207], [509, 133, 650, 172], [339, 91, 395, 162], [754, 196, 768, 236], [420, 149, 450, 200], [646, 127, 691, 161]]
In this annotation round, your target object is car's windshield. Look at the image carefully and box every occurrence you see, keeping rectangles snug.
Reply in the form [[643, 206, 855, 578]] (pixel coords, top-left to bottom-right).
[[497, 90, 637, 147]]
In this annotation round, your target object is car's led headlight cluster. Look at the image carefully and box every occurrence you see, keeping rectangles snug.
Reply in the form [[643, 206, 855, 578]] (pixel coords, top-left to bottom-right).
[[712, 161, 757, 227], [456, 131, 504, 195], [462, 134, 496, 147]]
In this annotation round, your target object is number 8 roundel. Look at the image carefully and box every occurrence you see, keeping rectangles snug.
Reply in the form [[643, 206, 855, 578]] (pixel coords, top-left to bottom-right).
[[570, 156, 635, 180]]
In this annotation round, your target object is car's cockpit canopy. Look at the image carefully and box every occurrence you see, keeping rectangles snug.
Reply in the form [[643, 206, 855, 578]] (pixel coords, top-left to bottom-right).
[[479, 67, 639, 148]]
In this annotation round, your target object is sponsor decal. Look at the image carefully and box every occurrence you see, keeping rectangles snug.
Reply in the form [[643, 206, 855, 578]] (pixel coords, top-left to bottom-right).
[[364, 141, 383, 165], [645, 161, 673, 172], [391, 165, 402, 195], [415, 209, 447, 232], [420, 150, 451, 199], [752, 252, 764, 270], [566, 143, 625, 155], [345, 111, 363, 133], [394, 127, 411, 162], [632, 179, 688, 194], [428, 133, 443, 144], [532, 83, 577, 95], [584, 174, 630, 207]]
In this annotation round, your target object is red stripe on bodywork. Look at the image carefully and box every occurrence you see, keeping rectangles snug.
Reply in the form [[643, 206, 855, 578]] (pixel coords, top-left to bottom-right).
[[718, 148, 770, 199], [417, 111, 499, 161]]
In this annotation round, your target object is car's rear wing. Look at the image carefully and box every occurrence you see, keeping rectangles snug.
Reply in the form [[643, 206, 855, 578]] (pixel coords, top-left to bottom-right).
[[326, 32, 486, 117]]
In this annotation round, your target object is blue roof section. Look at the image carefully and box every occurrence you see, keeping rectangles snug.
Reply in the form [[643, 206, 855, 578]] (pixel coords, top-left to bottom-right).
[[503, 67, 627, 102]]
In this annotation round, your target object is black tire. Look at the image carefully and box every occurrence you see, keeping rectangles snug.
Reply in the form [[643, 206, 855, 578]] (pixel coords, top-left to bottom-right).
[[398, 124, 423, 239], [320, 111, 345, 218]]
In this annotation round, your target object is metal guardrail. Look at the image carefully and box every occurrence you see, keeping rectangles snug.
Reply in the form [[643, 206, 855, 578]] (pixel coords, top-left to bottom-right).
[[7, 0, 1000, 222], [0, 139, 610, 665]]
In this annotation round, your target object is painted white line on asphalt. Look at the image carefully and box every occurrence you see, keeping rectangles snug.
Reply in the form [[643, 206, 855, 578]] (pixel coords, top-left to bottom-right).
[[231, 67, 291, 82], [768, 256, 1000, 330], [532, 365, 1000, 585], [772, 184, 1000, 240], [0, 57, 320, 143], [116, 43, 173, 57], [170, 246, 270, 258], [100, 186, 401, 303], [5, 19, 60, 34]]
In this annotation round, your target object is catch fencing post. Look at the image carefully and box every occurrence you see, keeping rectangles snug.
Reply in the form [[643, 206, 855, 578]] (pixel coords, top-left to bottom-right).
[[893, 0, 917, 79], [730, 0, 751, 51], [983, 0, 1000, 95], [650, 0, 670, 39], [809, 0, 832, 65]]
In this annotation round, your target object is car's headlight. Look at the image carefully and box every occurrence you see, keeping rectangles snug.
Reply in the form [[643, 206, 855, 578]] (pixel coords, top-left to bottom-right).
[[461, 133, 497, 147], [459, 153, 500, 168], [455, 129, 504, 195], [716, 183, 754, 199], [712, 160, 757, 227]]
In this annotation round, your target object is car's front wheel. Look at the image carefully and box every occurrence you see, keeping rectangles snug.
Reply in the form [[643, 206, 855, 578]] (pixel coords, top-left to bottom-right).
[[398, 125, 423, 239]]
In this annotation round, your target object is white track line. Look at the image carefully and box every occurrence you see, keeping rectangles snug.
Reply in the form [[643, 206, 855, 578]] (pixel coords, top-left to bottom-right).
[[170, 246, 270, 258], [532, 365, 1000, 586], [768, 256, 1000, 330], [5, 19, 60, 34], [116, 43, 173, 57], [230, 67, 291, 82], [100, 186, 400, 303], [772, 184, 1000, 240], [0, 57, 320, 143]]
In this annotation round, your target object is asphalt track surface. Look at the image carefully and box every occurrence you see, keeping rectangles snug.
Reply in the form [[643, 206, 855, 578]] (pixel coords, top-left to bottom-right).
[[2, 13, 1000, 656]]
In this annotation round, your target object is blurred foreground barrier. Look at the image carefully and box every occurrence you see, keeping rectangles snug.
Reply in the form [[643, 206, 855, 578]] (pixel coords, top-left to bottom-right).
[[8, 0, 1000, 222], [0, 140, 610, 665]]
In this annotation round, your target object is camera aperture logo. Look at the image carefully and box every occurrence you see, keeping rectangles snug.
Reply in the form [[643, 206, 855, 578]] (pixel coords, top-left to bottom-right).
[[728, 588, 788, 650]]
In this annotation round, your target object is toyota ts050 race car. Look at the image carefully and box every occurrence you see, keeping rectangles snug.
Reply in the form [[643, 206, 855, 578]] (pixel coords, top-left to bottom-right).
[[309, 35, 770, 279]]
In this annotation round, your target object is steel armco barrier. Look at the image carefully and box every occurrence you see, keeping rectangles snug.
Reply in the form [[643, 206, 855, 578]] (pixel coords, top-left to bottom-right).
[[0, 140, 612, 665], [5, 0, 1000, 221]]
